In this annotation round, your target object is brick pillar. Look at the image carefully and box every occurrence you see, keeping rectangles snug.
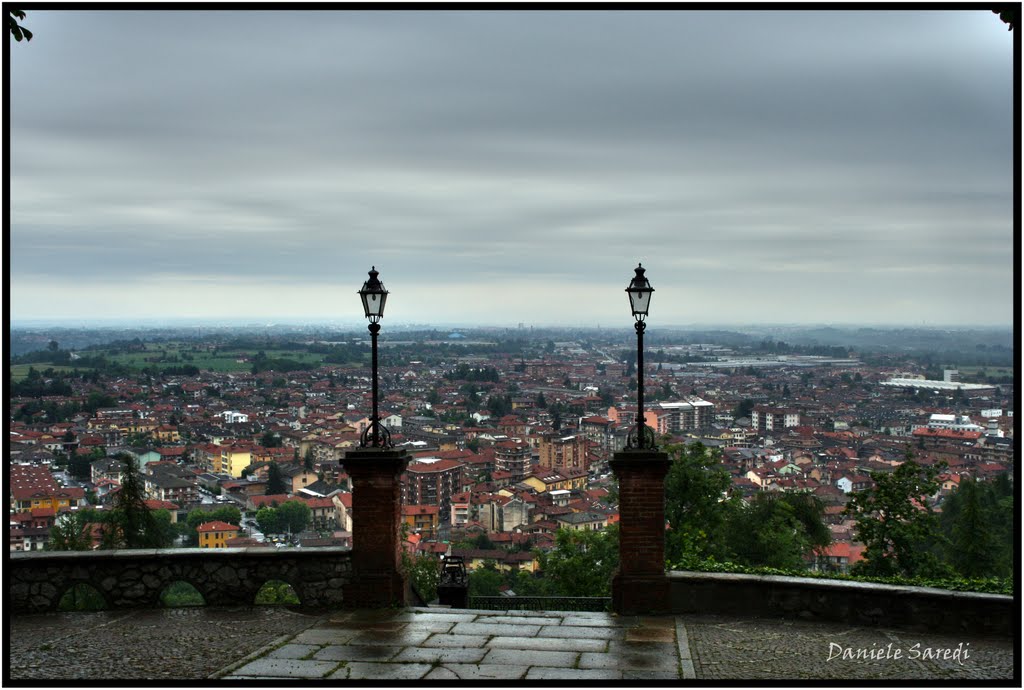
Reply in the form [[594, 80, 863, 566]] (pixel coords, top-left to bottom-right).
[[341, 448, 410, 608], [610, 449, 671, 615]]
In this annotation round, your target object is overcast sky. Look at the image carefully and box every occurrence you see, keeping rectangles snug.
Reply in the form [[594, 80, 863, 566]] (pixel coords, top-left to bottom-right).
[[8, 9, 1016, 328]]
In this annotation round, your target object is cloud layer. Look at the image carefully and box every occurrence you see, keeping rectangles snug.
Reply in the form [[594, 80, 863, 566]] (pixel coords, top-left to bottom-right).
[[9, 10, 1015, 325]]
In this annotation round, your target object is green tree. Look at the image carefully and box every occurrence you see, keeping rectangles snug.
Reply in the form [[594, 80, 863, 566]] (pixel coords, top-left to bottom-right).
[[266, 462, 287, 495], [260, 431, 282, 448], [277, 500, 311, 535], [535, 525, 620, 597], [48, 512, 93, 551], [844, 455, 949, 578], [256, 506, 281, 535], [99, 456, 171, 548], [536, 392, 547, 408], [719, 492, 830, 570], [732, 399, 755, 419], [663, 442, 732, 566], [940, 475, 1013, 578], [303, 447, 315, 472], [467, 562, 505, 597]]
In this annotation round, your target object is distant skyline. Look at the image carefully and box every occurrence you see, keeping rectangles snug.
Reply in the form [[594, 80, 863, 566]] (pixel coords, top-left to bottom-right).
[[9, 10, 1016, 327]]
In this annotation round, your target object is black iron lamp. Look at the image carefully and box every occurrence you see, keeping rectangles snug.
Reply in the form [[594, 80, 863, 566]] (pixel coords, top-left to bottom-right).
[[625, 263, 656, 450], [359, 266, 389, 323], [358, 266, 392, 448]]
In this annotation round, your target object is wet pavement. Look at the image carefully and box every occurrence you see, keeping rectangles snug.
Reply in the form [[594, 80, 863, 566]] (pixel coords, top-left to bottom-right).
[[7, 606, 1016, 682]]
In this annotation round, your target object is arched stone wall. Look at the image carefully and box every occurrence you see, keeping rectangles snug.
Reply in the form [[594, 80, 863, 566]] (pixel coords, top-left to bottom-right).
[[10, 547, 354, 614]]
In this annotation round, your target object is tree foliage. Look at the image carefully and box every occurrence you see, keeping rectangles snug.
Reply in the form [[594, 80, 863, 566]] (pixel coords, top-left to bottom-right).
[[844, 455, 950, 578], [7, 9, 32, 41], [939, 474, 1014, 579], [265, 462, 287, 495], [535, 525, 620, 597]]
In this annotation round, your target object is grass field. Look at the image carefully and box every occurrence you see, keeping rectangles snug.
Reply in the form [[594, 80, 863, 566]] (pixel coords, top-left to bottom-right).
[[9, 364, 83, 382], [10, 342, 362, 380]]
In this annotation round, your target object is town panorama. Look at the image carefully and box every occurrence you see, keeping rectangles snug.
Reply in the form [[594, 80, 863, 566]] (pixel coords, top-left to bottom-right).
[[8, 322, 1014, 598]]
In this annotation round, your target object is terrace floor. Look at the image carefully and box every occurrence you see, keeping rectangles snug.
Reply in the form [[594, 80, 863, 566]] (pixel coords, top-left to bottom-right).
[[7, 606, 1016, 682]]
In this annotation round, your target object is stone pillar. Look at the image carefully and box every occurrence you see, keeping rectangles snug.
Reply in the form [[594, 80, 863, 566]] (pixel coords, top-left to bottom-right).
[[341, 448, 410, 608], [610, 449, 672, 615]]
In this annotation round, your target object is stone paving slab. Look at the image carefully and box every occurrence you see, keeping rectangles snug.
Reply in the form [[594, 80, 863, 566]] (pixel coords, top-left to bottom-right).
[[527, 667, 625, 679], [482, 615, 564, 626], [227, 658, 338, 678], [487, 635, 608, 652], [393, 646, 489, 664], [481, 647, 580, 667], [266, 643, 319, 659], [450, 621, 542, 636], [420, 633, 489, 648], [313, 645, 402, 661], [341, 661, 433, 679], [436, 662, 530, 679], [344, 630, 432, 646], [538, 624, 624, 639]]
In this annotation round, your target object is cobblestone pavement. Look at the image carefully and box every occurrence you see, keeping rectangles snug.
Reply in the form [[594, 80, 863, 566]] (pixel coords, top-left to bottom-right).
[[7, 607, 1016, 682], [7, 607, 321, 680], [684, 614, 1016, 682]]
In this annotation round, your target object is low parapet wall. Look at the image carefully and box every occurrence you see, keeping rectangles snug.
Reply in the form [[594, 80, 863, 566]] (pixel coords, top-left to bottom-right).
[[9, 547, 354, 614], [669, 570, 1014, 637]]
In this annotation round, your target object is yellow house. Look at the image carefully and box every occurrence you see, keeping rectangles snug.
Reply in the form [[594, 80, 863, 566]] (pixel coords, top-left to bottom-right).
[[402, 505, 440, 536], [197, 520, 240, 549], [153, 425, 181, 443], [221, 445, 253, 478]]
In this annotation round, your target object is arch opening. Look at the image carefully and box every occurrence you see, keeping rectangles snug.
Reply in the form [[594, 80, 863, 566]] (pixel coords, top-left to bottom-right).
[[160, 580, 206, 607], [254, 580, 300, 606], [58, 583, 107, 611]]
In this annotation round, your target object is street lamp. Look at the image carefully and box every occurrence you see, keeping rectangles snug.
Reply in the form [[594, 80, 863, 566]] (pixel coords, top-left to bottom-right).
[[358, 266, 391, 448], [625, 263, 656, 450]]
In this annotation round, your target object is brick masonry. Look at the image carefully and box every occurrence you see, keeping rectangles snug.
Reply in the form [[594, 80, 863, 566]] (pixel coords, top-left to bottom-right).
[[610, 449, 672, 614], [340, 448, 410, 608]]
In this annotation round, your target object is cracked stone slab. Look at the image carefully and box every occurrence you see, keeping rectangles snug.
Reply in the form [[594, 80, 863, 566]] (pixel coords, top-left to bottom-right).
[[292, 628, 358, 645], [477, 615, 564, 626], [450, 622, 542, 637], [526, 667, 625, 679], [266, 644, 320, 659], [421, 633, 489, 648], [228, 658, 338, 678], [538, 625, 624, 639], [344, 630, 432, 647], [343, 661, 433, 679], [393, 646, 488, 664], [481, 648, 580, 667], [389, 612, 478, 623], [313, 645, 403, 662], [487, 635, 607, 653], [438, 663, 530, 679]]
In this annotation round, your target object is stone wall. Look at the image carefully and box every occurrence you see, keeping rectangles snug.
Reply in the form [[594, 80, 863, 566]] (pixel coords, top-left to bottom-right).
[[9, 547, 354, 614], [669, 570, 1013, 638]]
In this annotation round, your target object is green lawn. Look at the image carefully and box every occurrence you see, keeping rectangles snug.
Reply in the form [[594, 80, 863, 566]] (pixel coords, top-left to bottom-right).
[[9, 364, 83, 382]]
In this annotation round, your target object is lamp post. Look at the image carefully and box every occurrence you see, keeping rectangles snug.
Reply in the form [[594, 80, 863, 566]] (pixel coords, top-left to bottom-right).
[[358, 266, 391, 449], [611, 261, 670, 615], [625, 262, 655, 450]]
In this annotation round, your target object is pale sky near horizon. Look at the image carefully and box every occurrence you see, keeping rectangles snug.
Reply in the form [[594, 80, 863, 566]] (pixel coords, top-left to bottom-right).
[[8, 9, 1016, 327]]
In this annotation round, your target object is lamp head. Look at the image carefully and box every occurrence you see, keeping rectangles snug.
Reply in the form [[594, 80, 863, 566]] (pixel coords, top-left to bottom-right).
[[625, 263, 654, 319], [358, 266, 388, 323]]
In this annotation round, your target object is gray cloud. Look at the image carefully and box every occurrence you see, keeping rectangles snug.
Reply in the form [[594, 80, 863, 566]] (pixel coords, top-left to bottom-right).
[[9, 10, 1015, 326]]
